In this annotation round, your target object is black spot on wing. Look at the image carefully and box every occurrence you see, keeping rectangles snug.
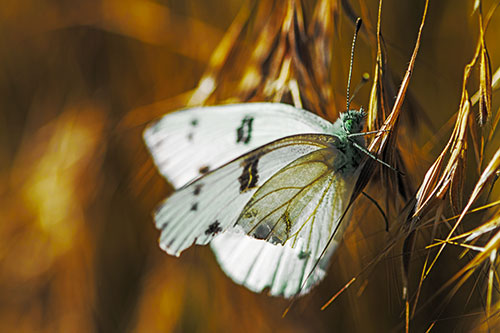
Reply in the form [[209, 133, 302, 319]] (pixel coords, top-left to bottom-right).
[[193, 184, 203, 196], [270, 236, 282, 244], [238, 154, 261, 192], [252, 224, 270, 239], [151, 137, 167, 150], [191, 119, 198, 126], [167, 238, 175, 248], [298, 250, 310, 260], [190, 202, 198, 211], [159, 221, 169, 230], [199, 165, 210, 174], [236, 116, 254, 144], [205, 221, 222, 235]]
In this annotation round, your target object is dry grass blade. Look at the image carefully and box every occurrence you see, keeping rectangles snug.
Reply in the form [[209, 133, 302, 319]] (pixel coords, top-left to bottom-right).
[[366, 0, 414, 225], [320, 277, 356, 311], [362, 0, 427, 211], [367, 0, 389, 133], [409, 2, 498, 241], [409, 145, 500, 327], [412, 91, 471, 223], [187, 0, 255, 106], [425, 137, 500, 278], [183, 0, 341, 117], [486, 249, 497, 322], [449, 150, 466, 215], [423, 208, 500, 243], [355, 3, 431, 328], [410, 0, 500, 226], [436, 97, 469, 199], [494, 66, 500, 91], [478, 16, 492, 128], [464, 212, 500, 242], [448, 146, 500, 241], [367, 0, 428, 158], [392, 2, 500, 328], [431, 228, 500, 320]]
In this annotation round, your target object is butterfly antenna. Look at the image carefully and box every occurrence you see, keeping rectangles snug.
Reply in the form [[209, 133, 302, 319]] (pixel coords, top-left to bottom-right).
[[346, 18, 362, 112]]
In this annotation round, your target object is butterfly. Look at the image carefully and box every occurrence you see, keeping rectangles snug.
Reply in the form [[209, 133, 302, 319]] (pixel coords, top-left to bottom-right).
[[143, 102, 368, 297]]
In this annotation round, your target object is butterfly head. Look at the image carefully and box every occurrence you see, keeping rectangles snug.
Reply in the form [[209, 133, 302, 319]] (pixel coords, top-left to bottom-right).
[[341, 108, 366, 135]]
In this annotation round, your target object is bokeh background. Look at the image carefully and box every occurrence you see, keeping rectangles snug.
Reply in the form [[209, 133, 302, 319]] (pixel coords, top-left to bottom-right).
[[1, 0, 500, 332]]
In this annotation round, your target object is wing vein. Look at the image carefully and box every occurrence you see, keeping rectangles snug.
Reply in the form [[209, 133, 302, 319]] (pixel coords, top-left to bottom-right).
[[245, 169, 330, 236]]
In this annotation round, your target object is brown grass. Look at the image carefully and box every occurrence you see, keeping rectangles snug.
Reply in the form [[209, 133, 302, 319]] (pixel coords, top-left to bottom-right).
[[1, 0, 500, 332]]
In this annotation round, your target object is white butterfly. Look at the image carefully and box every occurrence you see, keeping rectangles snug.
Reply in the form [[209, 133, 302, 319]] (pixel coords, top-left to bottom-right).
[[144, 102, 366, 297]]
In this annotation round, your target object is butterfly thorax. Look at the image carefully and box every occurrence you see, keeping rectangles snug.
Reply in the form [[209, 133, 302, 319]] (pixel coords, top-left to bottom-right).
[[330, 109, 366, 173]]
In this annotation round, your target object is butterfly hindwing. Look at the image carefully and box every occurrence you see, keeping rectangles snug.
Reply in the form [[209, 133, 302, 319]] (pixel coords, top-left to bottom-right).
[[155, 134, 335, 257], [211, 232, 334, 297], [237, 148, 341, 245], [208, 145, 361, 297], [143, 103, 336, 188]]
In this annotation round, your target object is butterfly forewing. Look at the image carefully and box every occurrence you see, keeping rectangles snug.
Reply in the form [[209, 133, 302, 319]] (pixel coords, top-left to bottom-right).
[[143, 103, 335, 188], [155, 134, 334, 257]]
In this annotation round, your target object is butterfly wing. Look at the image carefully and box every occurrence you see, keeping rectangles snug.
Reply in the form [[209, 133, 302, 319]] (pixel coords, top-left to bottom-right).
[[143, 103, 335, 188], [155, 134, 335, 257], [211, 232, 335, 297], [210, 147, 361, 297]]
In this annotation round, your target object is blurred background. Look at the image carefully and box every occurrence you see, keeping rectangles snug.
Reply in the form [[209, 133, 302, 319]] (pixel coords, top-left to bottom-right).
[[1, 0, 499, 332]]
